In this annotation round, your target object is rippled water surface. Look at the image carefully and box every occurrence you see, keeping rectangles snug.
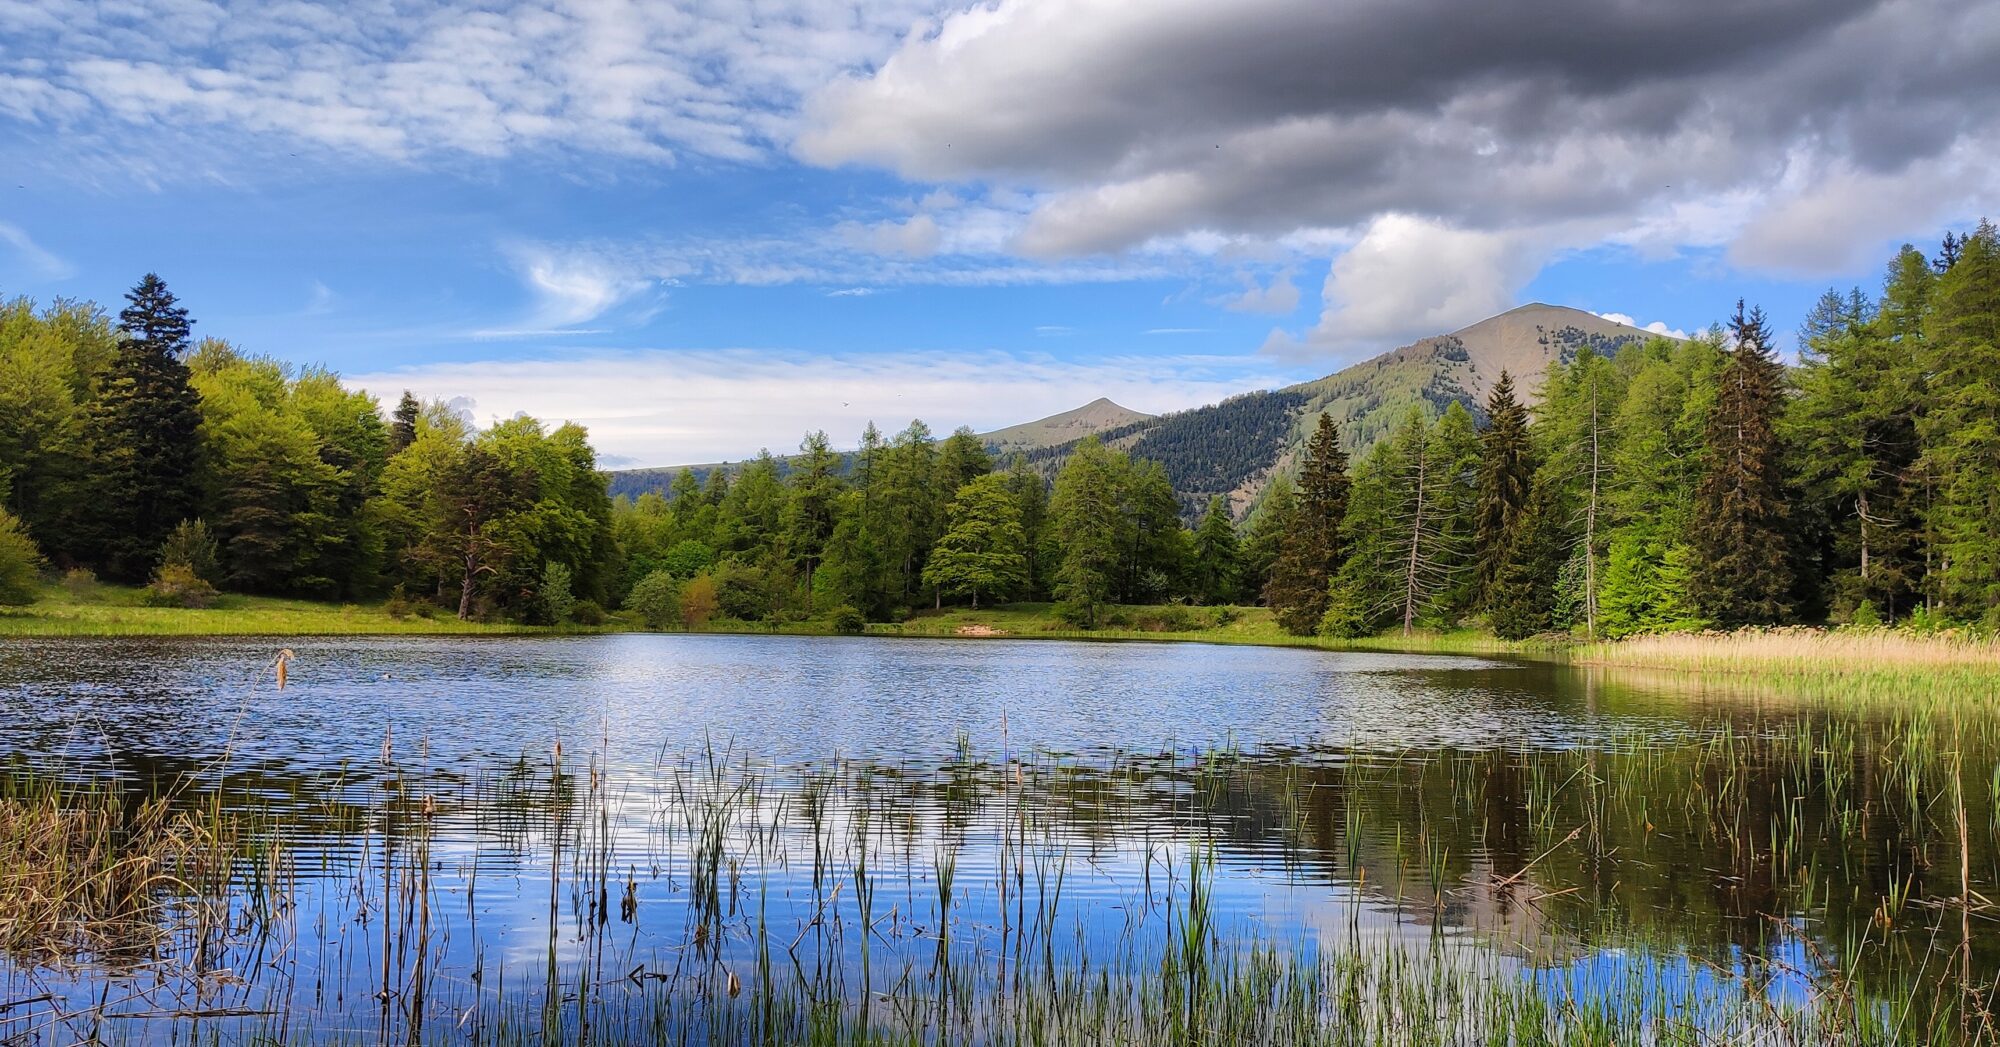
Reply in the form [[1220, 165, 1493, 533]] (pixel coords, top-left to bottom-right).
[[0, 634, 1993, 1043]]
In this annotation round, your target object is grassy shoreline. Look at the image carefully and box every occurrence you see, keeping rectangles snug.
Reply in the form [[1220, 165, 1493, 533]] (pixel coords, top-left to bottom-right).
[[9, 587, 1998, 702]]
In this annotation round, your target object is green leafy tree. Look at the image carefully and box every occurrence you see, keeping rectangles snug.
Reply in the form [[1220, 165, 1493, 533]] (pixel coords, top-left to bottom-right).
[[922, 473, 1029, 608], [1266, 413, 1350, 634], [1048, 437, 1120, 626], [80, 274, 204, 580], [1690, 302, 1794, 626]]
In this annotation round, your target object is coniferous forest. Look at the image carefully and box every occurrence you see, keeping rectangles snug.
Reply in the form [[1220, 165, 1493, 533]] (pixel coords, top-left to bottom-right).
[[2, 224, 1997, 637]]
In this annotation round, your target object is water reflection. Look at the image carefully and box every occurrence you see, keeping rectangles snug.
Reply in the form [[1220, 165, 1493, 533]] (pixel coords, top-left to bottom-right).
[[0, 635, 1993, 1043]]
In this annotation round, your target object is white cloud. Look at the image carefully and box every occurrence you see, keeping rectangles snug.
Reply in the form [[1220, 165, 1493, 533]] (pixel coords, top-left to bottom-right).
[[1219, 269, 1299, 314], [1593, 312, 1689, 340], [1727, 139, 1995, 276], [508, 246, 655, 327], [3, 0, 938, 168], [347, 347, 1288, 466], [1264, 214, 1546, 361], [838, 213, 942, 258], [0, 221, 73, 278]]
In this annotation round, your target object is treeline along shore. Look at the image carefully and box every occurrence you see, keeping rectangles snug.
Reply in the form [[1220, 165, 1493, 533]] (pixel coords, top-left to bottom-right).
[[3, 225, 1999, 686]]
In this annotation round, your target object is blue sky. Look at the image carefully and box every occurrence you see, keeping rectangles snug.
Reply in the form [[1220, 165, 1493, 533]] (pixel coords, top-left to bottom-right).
[[3, 0, 1993, 467]]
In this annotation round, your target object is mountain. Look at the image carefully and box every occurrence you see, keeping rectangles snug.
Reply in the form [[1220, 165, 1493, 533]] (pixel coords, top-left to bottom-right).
[[607, 304, 1661, 510], [1025, 304, 1664, 517], [606, 397, 1150, 500], [979, 397, 1153, 454]]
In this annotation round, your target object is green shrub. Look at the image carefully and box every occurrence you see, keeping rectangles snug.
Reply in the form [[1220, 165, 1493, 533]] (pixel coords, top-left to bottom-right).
[[384, 584, 417, 620], [144, 564, 218, 609], [625, 570, 681, 630], [1213, 606, 1241, 627], [0, 509, 42, 605], [828, 605, 866, 634], [60, 567, 98, 599], [571, 599, 606, 626]]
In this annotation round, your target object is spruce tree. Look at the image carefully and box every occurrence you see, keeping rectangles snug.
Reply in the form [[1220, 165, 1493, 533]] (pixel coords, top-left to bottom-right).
[[1192, 495, 1241, 604], [1266, 413, 1350, 635], [1689, 301, 1793, 625], [390, 391, 421, 453], [1918, 221, 2000, 620], [1488, 472, 1567, 640], [82, 274, 205, 580], [1473, 371, 1533, 608]]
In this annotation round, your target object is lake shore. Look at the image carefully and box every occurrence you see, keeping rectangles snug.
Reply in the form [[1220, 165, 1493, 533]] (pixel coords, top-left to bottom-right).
[[9, 587, 1996, 700]]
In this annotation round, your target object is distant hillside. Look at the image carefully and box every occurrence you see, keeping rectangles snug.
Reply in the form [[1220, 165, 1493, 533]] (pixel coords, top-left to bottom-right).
[[981, 397, 1153, 454], [608, 304, 1660, 511], [1029, 304, 1662, 517], [607, 397, 1151, 500]]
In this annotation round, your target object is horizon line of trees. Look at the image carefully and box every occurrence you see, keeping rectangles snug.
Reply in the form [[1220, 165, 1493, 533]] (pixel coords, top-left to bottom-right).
[[0, 274, 612, 620], [1254, 223, 2000, 639], [6, 226, 1998, 638]]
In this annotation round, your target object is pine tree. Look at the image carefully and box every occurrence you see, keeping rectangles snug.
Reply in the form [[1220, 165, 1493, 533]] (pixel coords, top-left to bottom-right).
[[1239, 474, 1294, 601], [1918, 221, 2000, 621], [934, 426, 993, 495], [1689, 301, 1793, 626], [1005, 460, 1052, 599], [1472, 371, 1533, 609], [81, 274, 205, 580], [1191, 496, 1241, 604], [881, 420, 939, 605], [390, 391, 420, 453], [923, 473, 1028, 608], [1266, 413, 1350, 635], [780, 430, 844, 590]]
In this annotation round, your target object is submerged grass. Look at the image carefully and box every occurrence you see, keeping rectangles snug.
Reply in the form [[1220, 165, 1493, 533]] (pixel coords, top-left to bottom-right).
[[4, 720, 1998, 1044], [0, 771, 275, 970]]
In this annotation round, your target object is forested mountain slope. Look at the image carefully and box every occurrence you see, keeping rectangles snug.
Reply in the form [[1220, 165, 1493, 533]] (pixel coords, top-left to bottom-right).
[[1017, 304, 1658, 517]]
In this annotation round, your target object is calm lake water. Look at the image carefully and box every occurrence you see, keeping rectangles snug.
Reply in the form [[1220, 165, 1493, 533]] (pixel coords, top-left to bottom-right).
[[1, 634, 1994, 1043]]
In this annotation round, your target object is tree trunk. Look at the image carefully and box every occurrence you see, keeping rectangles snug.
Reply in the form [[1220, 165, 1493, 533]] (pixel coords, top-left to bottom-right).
[[458, 550, 476, 620]]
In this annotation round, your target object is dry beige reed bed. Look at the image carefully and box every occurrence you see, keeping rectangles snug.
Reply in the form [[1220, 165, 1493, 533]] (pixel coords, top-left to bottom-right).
[[1575, 626, 2000, 686]]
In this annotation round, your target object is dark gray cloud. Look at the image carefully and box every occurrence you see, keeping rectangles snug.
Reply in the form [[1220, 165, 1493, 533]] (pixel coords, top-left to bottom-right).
[[799, 0, 1999, 261]]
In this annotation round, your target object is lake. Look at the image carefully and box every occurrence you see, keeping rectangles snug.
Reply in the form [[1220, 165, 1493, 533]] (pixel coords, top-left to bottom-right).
[[0, 634, 1993, 1044]]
